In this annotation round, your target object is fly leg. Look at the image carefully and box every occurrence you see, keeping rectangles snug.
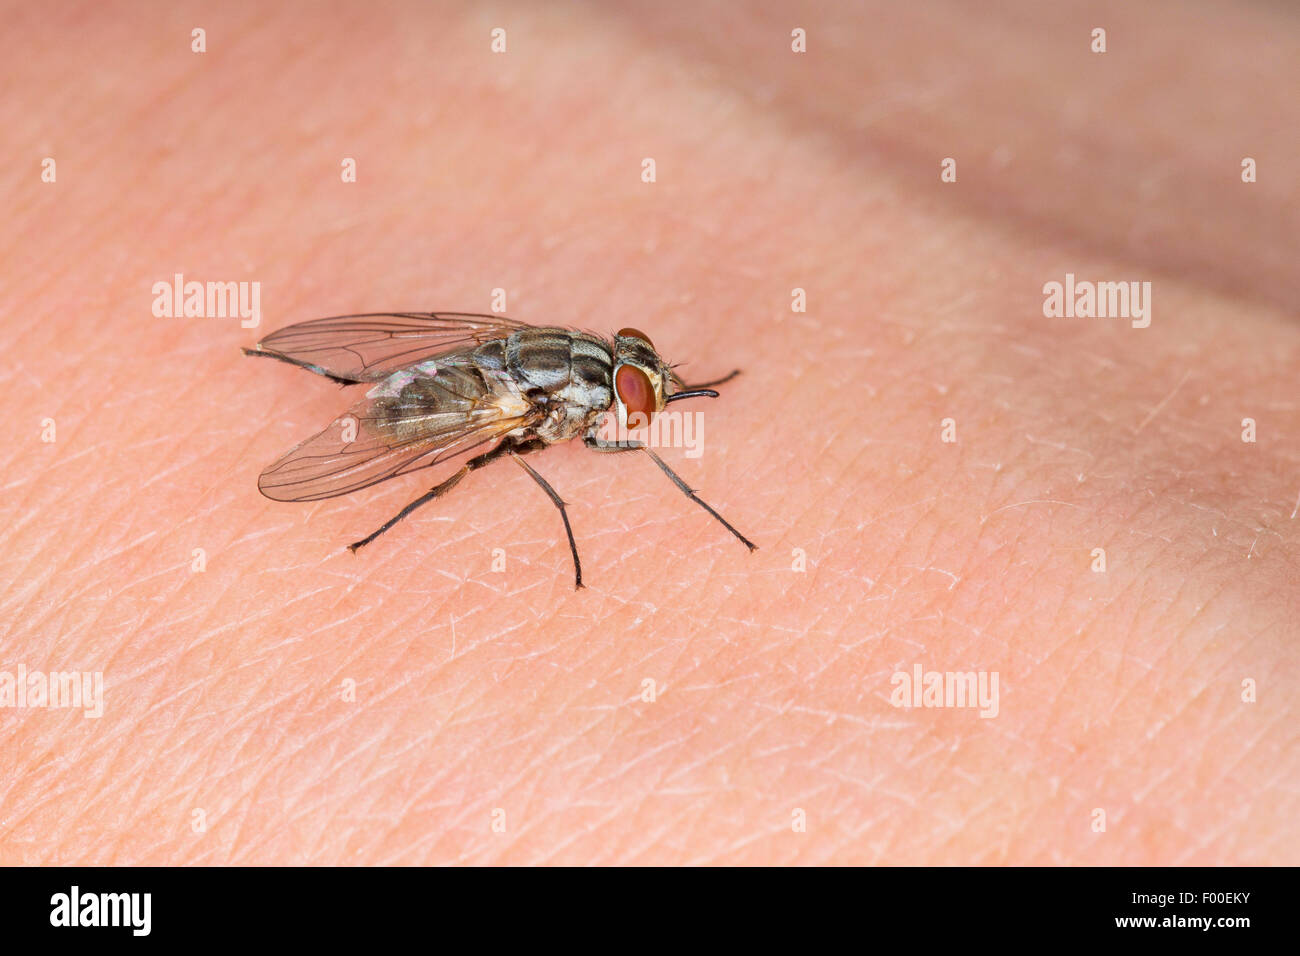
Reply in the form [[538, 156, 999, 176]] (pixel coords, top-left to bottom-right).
[[242, 347, 365, 386], [507, 444, 585, 590], [582, 437, 757, 552], [584, 436, 644, 453], [641, 448, 757, 552], [347, 441, 514, 553]]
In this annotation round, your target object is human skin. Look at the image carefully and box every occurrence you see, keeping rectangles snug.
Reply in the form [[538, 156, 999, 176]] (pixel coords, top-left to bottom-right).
[[2, 0, 1296, 865]]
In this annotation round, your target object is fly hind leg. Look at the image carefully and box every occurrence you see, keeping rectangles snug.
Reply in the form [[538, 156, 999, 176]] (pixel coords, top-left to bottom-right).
[[347, 441, 514, 553], [242, 347, 365, 386]]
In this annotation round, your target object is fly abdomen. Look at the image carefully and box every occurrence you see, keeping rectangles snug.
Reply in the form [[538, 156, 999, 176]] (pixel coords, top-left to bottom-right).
[[466, 338, 507, 373], [503, 329, 613, 403], [506, 329, 575, 394]]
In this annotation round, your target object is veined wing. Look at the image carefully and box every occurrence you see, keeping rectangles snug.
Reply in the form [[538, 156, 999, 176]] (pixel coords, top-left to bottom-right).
[[248, 313, 529, 383], [257, 361, 538, 501]]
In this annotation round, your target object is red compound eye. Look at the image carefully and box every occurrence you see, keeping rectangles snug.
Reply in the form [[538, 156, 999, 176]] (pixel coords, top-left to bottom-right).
[[615, 364, 656, 427], [617, 327, 655, 350]]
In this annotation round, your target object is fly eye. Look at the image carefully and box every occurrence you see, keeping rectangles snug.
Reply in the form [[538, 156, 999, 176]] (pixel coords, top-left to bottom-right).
[[617, 327, 655, 351], [615, 364, 656, 426]]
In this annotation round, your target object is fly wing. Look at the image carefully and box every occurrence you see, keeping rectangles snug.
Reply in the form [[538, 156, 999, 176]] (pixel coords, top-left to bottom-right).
[[257, 361, 538, 501], [248, 313, 529, 382]]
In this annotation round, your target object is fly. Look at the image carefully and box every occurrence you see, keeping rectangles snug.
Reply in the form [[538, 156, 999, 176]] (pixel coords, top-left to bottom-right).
[[243, 313, 756, 589]]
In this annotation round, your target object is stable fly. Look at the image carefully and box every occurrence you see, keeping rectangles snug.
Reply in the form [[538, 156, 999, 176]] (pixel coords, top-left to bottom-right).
[[243, 313, 756, 588]]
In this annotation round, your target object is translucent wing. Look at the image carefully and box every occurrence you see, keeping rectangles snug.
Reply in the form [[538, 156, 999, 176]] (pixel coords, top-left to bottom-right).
[[248, 313, 529, 382], [257, 361, 539, 501]]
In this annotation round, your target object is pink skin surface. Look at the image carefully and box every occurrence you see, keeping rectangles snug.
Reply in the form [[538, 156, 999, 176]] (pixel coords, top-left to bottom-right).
[[2, 0, 1296, 864]]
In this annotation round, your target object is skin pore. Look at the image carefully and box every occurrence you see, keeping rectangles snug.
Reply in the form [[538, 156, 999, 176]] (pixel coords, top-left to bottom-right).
[[2, 0, 1296, 864]]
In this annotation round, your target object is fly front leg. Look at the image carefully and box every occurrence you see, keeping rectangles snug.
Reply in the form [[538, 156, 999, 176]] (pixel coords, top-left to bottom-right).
[[582, 435, 758, 552], [641, 449, 758, 552], [347, 441, 514, 553], [583, 435, 645, 453]]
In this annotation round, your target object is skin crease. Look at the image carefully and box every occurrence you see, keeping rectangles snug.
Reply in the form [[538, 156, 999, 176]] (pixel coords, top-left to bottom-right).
[[1, 0, 1297, 865]]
